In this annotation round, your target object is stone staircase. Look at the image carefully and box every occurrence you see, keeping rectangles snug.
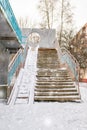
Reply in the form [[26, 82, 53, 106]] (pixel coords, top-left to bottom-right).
[[34, 48, 81, 102]]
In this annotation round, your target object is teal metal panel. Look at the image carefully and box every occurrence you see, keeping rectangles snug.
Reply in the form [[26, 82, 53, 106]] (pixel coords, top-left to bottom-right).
[[61, 52, 79, 81], [8, 51, 22, 85], [0, 0, 22, 43], [8, 45, 28, 86]]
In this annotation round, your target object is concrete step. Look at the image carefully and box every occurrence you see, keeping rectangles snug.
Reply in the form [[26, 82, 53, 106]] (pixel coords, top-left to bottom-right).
[[38, 48, 57, 51], [37, 63, 59, 66], [34, 95, 81, 102], [37, 65, 60, 68], [36, 69, 69, 74], [37, 67, 60, 69], [37, 58, 58, 61], [35, 85, 75, 89], [34, 88, 77, 92], [37, 68, 68, 72], [36, 77, 72, 81], [36, 82, 73, 85], [37, 73, 68, 76], [37, 70, 68, 74], [37, 56, 59, 59], [38, 54, 58, 56], [34, 48, 81, 102], [36, 75, 70, 77], [37, 59, 58, 62], [38, 50, 57, 53], [34, 91, 79, 96], [36, 79, 72, 82], [37, 62, 60, 65], [38, 51, 57, 54]]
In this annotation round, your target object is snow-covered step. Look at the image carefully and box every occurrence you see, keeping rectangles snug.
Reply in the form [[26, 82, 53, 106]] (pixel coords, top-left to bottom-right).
[[37, 68, 67, 72], [34, 91, 79, 96], [17, 91, 29, 96], [8, 47, 38, 105], [36, 75, 70, 77], [34, 95, 81, 102], [36, 80, 72, 82], [36, 76, 72, 79], [35, 85, 75, 89], [37, 72, 69, 76], [34, 48, 81, 102], [15, 98, 29, 104], [34, 88, 77, 92], [7, 69, 24, 105], [37, 69, 68, 72], [36, 82, 73, 85]]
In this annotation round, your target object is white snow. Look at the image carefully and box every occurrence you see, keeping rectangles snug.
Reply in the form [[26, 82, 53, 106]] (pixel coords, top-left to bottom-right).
[[0, 47, 87, 130]]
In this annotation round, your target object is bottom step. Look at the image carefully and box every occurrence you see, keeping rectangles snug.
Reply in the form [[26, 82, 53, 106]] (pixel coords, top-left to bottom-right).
[[34, 95, 81, 102]]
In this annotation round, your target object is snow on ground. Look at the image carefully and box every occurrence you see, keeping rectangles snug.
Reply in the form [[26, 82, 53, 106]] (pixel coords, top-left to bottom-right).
[[0, 47, 87, 130]]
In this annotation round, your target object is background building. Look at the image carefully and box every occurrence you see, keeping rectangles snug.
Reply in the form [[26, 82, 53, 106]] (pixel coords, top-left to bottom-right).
[[69, 23, 87, 82]]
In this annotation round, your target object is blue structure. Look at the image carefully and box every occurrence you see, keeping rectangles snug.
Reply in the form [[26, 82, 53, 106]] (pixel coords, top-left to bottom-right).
[[0, 0, 22, 43], [0, 0, 28, 101]]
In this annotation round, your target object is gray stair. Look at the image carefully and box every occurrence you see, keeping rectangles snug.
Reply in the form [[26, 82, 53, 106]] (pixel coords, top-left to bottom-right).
[[34, 48, 81, 102], [34, 96, 81, 102], [34, 88, 77, 92], [35, 85, 76, 89]]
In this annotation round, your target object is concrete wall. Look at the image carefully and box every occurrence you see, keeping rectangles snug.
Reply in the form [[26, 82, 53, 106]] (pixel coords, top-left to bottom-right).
[[0, 44, 9, 99], [0, 44, 9, 85], [0, 52, 9, 84], [22, 28, 56, 48]]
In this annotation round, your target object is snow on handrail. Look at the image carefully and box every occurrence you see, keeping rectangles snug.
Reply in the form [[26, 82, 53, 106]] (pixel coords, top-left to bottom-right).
[[8, 45, 28, 86], [8, 49, 22, 86]]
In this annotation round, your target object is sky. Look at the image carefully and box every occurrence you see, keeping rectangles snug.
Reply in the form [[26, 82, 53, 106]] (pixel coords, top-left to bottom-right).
[[9, 0, 87, 32]]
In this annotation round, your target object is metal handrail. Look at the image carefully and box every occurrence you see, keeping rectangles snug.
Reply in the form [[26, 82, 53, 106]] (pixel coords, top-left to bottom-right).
[[55, 39, 80, 82], [8, 49, 22, 86], [8, 49, 22, 70], [61, 47, 80, 82], [8, 45, 28, 86], [0, 0, 22, 43]]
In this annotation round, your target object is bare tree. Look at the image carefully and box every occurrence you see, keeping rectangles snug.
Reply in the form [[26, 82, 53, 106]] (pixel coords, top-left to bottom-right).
[[38, 0, 57, 29], [18, 17, 36, 28], [18, 17, 29, 28], [38, 0, 75, 47], [58, 0, 75, 47]]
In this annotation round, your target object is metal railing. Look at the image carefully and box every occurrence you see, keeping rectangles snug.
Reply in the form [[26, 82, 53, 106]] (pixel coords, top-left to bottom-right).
[[8, 45, 28, 86], [0, 0, 22, 43], [61, 47, 80, 82], [8, 49, 22, 86], [55, 39, 80, 82]]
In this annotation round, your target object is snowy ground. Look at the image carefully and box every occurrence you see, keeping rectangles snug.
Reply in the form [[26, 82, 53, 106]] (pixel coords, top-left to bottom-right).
[[0, 47, 87, 130]]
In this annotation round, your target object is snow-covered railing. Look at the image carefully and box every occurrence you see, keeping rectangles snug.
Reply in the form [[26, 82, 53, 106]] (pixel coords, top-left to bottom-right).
[[8, 46, 28, 86], [8, 49, 22, 86], [0, 0, 22, 43], [55, 39, 80, 82]]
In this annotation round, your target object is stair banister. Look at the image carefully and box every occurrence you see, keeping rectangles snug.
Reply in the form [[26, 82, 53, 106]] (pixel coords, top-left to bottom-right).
[[8, 49, 22, 86], [55, 39, 80, 83], [61, 47, 80, 82], [8, 45, 28, 86]]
